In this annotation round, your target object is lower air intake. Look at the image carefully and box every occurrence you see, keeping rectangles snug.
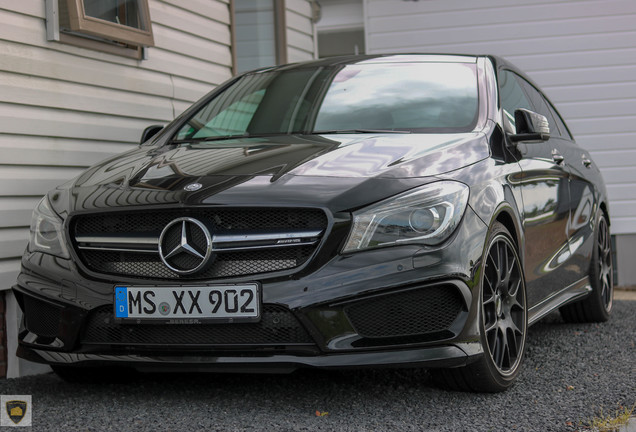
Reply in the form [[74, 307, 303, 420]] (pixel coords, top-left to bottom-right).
[[81, 304, 314, 346], [23, 296, 62, 338], [345, 284, 465, 339]]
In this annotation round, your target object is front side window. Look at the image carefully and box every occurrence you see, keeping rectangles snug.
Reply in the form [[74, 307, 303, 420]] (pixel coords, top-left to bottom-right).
[[546, 101, 573, 140], [515, 77, 560, 137], [498, 69, 532, 133], [174, 62, 479, 141], [515, 75, 573, 141]]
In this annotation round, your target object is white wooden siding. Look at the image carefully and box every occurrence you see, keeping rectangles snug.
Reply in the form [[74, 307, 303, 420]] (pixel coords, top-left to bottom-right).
[[0, 0, 233, 289], [316, 0, 364, 32], [285, 0, 316, 62], [364, 0, 636, 235]]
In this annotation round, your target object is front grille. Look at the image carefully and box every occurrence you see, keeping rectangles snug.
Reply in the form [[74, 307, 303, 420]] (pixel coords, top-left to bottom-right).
[[71, 208, 328, 280], [81, 304, 315, 346], [23, 296, 62, 338], [74, 208, 327, 234], [80, 246, 315, 279], [345, 285, 465, 339]]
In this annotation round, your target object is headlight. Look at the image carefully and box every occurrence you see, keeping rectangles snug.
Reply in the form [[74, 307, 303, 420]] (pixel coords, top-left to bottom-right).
[[342, 181, 469, 253], [28, 196, 70, 258]]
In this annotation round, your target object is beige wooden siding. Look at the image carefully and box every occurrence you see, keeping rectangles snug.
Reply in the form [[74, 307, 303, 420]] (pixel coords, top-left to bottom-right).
[[234, 0, 278, 73], [364, 0, 636, 234], [0, 0, 233, 288], [285, 0, 316, 62]]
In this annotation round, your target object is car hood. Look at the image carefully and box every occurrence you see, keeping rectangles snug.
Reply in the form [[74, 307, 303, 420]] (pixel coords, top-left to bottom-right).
[[53, 133, 489, 215]]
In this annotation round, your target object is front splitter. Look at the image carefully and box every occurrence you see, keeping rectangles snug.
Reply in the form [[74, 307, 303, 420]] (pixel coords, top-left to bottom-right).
[[19, 344, 481, 373]]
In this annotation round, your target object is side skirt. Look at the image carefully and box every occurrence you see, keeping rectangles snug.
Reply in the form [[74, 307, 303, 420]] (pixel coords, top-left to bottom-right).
[[528, 277, 591, 326]]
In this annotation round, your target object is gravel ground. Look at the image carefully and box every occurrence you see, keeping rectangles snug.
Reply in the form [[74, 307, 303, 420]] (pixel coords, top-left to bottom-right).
[[1, 300, 634, 432]]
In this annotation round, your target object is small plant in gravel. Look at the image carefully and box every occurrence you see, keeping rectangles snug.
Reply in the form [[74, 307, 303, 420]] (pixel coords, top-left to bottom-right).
[[582, 403, 635, 431]]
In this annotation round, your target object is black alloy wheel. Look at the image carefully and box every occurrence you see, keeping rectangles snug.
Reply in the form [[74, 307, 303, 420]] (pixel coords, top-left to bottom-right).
[[481, 229, 526, 376], [560, 212, 613, 323], [596, 216, 613, 312], [432, 222, 527, 392]]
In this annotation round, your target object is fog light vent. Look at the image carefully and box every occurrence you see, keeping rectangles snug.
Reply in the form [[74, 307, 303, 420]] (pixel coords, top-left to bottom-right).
[[23, 296, 62, 338], [345, 285, 464, 338]]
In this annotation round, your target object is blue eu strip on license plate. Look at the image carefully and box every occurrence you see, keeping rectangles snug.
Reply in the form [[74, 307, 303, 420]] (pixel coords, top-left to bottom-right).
[[115, 286, 128, 318], [113, 284, 260, 322]]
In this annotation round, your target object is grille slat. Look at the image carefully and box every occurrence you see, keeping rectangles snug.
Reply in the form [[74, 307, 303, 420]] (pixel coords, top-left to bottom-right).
[[71, 208, 327, 280], [81, 304, 314, 346]]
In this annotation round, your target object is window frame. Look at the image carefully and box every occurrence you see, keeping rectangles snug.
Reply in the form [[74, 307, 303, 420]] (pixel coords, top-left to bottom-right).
[[64, 0, 155, 47]]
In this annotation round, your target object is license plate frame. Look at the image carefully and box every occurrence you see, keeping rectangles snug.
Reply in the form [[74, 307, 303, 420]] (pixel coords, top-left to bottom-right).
[[113, 284, 261, 324]]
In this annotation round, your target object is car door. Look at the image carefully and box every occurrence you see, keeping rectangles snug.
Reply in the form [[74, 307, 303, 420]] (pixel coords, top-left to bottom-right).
[[498, 69, 573, 307], [522, 83, 601, 287]]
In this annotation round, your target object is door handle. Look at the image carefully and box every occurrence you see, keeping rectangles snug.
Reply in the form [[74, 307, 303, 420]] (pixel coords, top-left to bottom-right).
[[582, 158, 592, 168], [552, 152, 565, 165]]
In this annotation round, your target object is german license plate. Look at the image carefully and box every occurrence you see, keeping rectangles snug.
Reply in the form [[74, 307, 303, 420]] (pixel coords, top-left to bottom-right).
[[114, 284, 260, 323]]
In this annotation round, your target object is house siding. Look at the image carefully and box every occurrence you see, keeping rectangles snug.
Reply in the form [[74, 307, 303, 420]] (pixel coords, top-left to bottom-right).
[[285, 0, 316, 62], [0, 0, 234, 291], [364, 0, 636, 237], [232, 0, 316, 72]]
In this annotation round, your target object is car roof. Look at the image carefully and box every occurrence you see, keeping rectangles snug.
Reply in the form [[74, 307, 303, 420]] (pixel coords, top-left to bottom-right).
[[240, 53, 542, 99], [250, 53, 480, 73]]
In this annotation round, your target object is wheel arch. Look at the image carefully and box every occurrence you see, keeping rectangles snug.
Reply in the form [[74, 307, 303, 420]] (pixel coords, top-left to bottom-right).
[[494, 208, 520, 250], [599, 201, 610, 227], [486, 203, 524, 257]]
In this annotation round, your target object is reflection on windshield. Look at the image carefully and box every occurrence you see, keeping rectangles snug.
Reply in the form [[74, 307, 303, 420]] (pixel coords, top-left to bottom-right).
[[174, 62, 479, 141], [315, 64, 477, 132]]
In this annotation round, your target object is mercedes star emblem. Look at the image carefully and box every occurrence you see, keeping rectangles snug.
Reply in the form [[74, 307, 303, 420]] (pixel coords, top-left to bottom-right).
[[159, 217, 213, 275]]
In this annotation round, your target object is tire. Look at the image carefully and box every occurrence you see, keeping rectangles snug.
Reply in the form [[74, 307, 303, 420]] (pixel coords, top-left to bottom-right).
[[432, 222, 527, 392], [560, 212, 613, 323]]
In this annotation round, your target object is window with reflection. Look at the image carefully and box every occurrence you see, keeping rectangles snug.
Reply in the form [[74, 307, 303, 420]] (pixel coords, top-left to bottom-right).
[[58, 0, 154, 53], [174, 61, 479, 141], [82, 0, 147, 31]]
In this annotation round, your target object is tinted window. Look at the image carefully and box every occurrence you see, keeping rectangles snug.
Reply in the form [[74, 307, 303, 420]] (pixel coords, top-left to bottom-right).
[[498, 69, 532, 133], [174, 62, 479, 140], [515, 76, 561, 137], [509, 73, 573, 141], [546, 101, 573, 140]]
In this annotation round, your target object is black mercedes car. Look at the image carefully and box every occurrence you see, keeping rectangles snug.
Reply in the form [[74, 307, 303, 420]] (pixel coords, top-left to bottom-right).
[[14, 54, 613, 392]]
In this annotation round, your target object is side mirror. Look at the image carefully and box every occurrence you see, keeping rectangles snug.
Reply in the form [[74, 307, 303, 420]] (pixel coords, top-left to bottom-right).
[[509, 109, 550, 142], [140, 125, 164, 144]]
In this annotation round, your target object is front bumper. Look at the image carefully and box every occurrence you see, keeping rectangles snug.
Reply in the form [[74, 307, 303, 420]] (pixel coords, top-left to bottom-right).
[[14, 206, 488, 371]]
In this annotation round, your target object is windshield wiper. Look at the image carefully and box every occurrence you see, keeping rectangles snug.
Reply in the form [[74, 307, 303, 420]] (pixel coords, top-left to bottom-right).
[[170, 129, 411, 144], [172, 131, 313, 144], [311, 129, 412, 135], [171, 133, 250, 144]]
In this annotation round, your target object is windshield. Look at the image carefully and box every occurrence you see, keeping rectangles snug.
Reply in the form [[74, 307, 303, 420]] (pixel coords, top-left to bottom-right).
[[174, 62, 479, 141]]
